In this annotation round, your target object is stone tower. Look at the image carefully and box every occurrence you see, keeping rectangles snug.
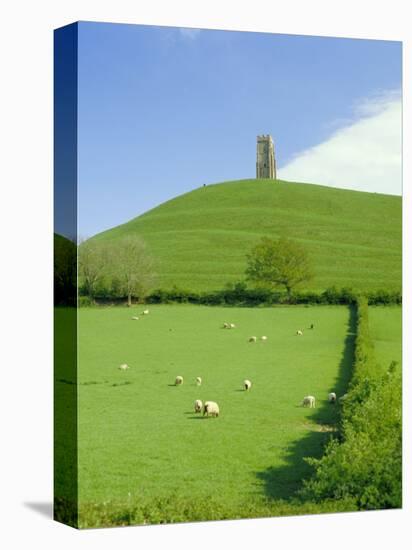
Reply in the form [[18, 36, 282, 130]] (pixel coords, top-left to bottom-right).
[[256, 135, 276, 179]]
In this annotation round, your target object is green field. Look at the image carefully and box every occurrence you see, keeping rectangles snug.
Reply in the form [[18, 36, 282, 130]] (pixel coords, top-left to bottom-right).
[[369, 306, 402, 368], [93, 179, 401, 292], [75, 304, 356, 522]]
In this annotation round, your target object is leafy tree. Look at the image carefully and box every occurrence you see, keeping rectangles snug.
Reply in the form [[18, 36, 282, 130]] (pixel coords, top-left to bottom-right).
[[245, 237, 313, 298], [108, 235, 156, 306], [78, 239, 108, 300]]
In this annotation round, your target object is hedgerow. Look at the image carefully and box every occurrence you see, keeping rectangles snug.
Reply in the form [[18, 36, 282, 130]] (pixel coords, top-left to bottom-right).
[[300, 296, 402, 510]]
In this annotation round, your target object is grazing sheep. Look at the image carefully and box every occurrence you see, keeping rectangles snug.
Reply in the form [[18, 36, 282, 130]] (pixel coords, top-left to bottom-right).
[[131, 316, 139, 320], [302, 395, 316, 408], [244, 379, 252, 391], [261, 336, 267, 342], [296, 330, 303, 336], [119, 364, 129, 371], [328, 392, 337, 404], [142, 309, 149, 315], [223, 322, 230, 329], [203, 401, 220, 417], [249, 336, 257, 343], [339, 393, 348, 404], [230, 323, 236, 329], [196, 376, 202, 386], [175, 375, 184, 386], [194, 399, 203, 413]]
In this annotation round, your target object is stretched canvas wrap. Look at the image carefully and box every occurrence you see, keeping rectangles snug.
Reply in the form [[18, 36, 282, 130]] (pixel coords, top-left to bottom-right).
[[54, 21, 402, 529]]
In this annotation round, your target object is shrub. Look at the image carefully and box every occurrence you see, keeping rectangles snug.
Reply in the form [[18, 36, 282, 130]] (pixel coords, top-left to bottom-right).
[[78, 296, 94, 307], [300, 297, 402, 510]]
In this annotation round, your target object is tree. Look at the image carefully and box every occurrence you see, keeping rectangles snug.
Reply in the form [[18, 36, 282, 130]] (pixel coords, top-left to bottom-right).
[[78, 239, 108, 300], [108, 235, 156, 306], [245, 236, 313, 298]]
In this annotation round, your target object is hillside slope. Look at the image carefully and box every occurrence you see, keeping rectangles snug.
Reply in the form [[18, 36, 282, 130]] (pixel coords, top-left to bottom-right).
[[93, 179, 402, 292]]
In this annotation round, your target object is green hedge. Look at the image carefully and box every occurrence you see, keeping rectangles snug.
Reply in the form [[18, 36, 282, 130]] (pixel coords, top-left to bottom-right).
[[80, 279, 401, 307], [144, 285, 401, 307], [300, 296, 402, 510]]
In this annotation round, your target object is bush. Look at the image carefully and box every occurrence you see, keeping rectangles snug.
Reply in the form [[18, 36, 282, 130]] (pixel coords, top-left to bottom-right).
[[366, 289, 402, 305], [144, 285, 398, 306], [300, 297, 402, 510], [77, 494, 357, 528], [78, 296, 94, 307]]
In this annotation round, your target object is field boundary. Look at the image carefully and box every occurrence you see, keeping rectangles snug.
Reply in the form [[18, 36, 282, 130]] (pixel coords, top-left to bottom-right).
[[300, 296, 402, 509], [79, 286, 402, 307]]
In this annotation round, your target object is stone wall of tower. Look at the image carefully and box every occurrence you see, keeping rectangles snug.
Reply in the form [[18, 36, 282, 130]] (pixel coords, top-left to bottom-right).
[[256, 135, 276, 179]]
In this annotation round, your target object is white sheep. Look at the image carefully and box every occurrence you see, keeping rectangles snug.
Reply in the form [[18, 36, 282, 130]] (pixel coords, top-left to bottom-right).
[[302, 395, 316, 408], [339, 393, 348, 404], [328, 392, 337, 404], [261, 336, 267, 341], [230, 323, 236, 329], [131, 316, 139, 320], [119, 363, 129, 371], [249, 336, 257, 343], [244, 379, 252, 391], [223, 322, 230, 329], [142, 309, 149, 315], [194, 399, 203, 413], [203, 401, 220, 417], [296, 330, 303, 336], [196, 376, 202, 386], [175, 375, 184, 386]]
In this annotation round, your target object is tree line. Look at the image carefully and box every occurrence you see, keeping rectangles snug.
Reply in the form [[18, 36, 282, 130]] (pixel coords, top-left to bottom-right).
[[55, 234, 401, 306]]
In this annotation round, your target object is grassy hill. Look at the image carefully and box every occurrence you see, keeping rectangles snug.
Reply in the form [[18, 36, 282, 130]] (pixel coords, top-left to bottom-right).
[[93, 179, 402, 292]]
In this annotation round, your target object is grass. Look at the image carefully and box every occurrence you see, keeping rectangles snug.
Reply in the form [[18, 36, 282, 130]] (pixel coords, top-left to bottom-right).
[[368, 305, 402, 368], [72, 304, 357, 526], [92, 179, 401, 292]]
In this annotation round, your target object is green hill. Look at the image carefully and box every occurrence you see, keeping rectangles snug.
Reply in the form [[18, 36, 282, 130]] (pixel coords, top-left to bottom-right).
[[93, 179, 402, 292]]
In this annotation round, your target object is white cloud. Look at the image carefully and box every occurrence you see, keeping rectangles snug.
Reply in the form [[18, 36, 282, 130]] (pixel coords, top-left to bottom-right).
[[278, 91, 402, 195]]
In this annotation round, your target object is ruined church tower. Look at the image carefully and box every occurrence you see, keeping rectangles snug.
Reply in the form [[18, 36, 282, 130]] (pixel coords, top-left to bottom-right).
[[256, 135, 276, 179]]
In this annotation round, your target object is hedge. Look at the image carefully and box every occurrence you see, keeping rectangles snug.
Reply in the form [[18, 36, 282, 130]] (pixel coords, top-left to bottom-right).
[[143, 285, 401, 306], [300, 296, 402, 510]]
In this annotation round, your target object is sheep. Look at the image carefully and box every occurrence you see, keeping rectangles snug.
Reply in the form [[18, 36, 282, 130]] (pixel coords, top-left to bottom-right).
[[328, 392, 337, 404], [296, 330, 303, 336], [244, 379, 252, 391], [203, 401, 220, 417], [230, 323, 236, 329], [142, 309, 149, 315], [260, 336, 267, 342], [249, 336, 257, 343], [131, 316, 139, 320], [196, 376, 202, 386], [223, 322, 230, 329], [302, 395, 316, 408], [175, 375, 184, 386], [339, 393, 348, 404], [119, 363, 129, 371], [194, 399, 203, 413]]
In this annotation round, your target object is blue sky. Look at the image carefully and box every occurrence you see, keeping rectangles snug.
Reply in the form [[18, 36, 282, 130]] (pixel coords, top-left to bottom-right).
[[77, 22, 402, 237]]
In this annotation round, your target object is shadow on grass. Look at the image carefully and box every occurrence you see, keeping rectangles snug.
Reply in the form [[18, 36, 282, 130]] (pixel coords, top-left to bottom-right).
[[256, 305, 356, 501]]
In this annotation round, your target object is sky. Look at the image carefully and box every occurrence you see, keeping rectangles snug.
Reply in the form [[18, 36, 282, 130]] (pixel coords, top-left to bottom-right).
[[77, 22, 402, 238]]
